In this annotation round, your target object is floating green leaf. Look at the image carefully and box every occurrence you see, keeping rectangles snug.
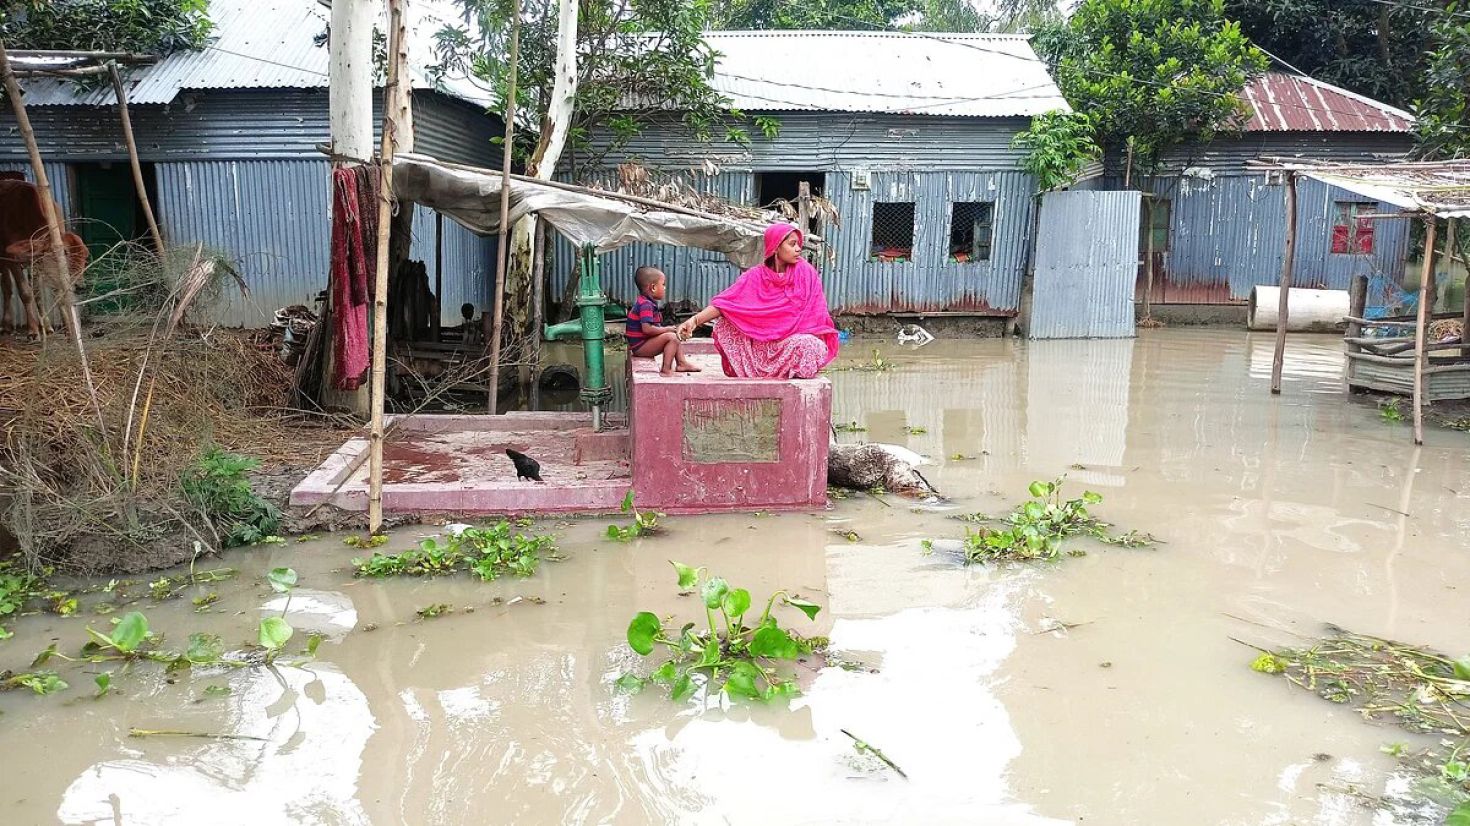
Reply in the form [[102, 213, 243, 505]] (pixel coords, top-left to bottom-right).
[[202, 684, 232, 699], [723, 661, 763, 698], [306, 634, 322, 656], [1453, 656, 1470, 682], [267, 567, 298, 593], [186, 633, 223, 664], [698, 639, 722, 668], [670, 561, 699, 590], [94, 673, 111, 698], [701, 577, 729, 610], [1028, 480, 1053, 498], [1250, 653, 1289, 674], [614, 673, 646, 694], [722, 588, 751, 620], [258, 616, 293, 651], [1447, 801, 1470, 826], [650, 661, 677, 684], [110, 612, 149, 654], [670, 673, 695, 702], [749, 626, 800, 660], [627, 612, 662, 656], [785, 598, 821, 622]]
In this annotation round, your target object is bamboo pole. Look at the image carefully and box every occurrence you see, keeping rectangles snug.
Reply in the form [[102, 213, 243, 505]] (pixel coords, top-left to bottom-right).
[[0, 38, 107, 439], [434, 212, 443, 343], [1270, 172, 1298, 395], [486, 6, 520, 415], [367, 0, 408, 533], [1413, 216, 1438, 446], [107, 62, 165, 260]]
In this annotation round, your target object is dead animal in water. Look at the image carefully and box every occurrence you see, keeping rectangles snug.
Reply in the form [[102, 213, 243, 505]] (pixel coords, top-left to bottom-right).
[[506, 448, 542, 482], [827, 442, 938, 497]]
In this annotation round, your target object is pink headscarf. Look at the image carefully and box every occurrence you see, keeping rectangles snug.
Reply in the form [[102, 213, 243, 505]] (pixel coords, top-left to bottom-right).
[[710, 224, 840, 365]]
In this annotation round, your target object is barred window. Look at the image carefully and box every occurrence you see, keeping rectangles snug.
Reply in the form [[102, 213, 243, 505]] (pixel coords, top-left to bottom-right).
[[948, 202, 993, 263], [1140, 199, 1171, 252], [1332, 201, 1375, 254], [870, 202, 915, 263]]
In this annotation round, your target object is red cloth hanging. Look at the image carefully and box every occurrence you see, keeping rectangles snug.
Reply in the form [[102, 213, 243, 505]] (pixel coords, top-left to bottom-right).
[[330, 166, 377, 390]]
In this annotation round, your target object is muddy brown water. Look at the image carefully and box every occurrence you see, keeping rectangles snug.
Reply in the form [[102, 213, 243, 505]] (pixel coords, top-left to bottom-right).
[[3, 329, 1469, 825]]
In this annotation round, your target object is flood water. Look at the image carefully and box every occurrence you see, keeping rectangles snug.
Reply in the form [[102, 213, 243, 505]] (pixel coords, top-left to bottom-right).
[[3, 329, 1469, 825]]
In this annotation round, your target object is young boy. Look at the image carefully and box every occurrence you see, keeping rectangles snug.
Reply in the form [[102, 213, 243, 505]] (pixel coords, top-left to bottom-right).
[[627, 266, 699, 376]]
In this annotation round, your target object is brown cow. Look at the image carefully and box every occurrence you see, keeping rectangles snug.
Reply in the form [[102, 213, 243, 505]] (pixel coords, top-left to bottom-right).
[[0, 176, 88, 339]]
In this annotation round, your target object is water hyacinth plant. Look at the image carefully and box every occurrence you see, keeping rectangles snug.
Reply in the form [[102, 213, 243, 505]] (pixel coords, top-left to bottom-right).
[[617, 562, 823, 702]]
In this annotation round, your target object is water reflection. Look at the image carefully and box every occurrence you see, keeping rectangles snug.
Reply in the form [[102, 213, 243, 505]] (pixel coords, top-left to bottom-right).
[[57, 665, 375, 825]]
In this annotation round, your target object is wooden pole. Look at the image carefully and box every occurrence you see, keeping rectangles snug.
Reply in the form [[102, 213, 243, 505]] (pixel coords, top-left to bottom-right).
[[1413, 216, 1438, 446], [486, 5, 520, 415], [529, 217, 546, 410], [367, 0, 408, 533], [107, 62, 165, 260], [434, 211, 443, 343], [1142, 197, 1155, 322], [0, 38, 107, 439], [1270, 172, 1298, 395]]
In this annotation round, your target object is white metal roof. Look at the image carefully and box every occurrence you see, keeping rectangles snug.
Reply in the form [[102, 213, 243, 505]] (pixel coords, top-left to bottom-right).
[[702, 31, 1068, 118], [16, 0, 493, 108]]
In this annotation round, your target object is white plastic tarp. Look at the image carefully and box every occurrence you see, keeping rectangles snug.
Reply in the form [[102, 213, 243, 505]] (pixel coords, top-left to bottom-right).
[[392, 154, 772, 267]]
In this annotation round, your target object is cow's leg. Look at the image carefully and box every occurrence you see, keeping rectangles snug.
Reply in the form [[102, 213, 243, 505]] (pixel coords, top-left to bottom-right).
[[0, 261, 15, 334], [10, 264, 47, 340]]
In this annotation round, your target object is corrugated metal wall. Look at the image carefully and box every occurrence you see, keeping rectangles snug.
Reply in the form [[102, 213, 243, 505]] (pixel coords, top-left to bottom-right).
[[1147, 173, 1411, 303], [153, 160, 495, 327], [1154, 132, 1413, 175], [570, 113, 1033, 172], [0, 89, 502, 166], [1029, 189, 1141, 339], [155, 159, 331, 325], [0, 160, 73, 215], [551, 167, 1037, 316]]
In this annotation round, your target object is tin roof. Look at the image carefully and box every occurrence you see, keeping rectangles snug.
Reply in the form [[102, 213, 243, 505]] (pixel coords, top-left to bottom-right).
[[701, 31, 1068, 118], [15, 0, 492, 108], [1253, 159, 1470, 218], [1241, 71, 1413, 133]]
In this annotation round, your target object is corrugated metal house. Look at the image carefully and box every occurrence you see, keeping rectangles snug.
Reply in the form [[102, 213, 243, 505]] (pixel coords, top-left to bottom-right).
[[0, 0, 502, 327], [553, 31, 1069, 318], [1126, 70, 1416, 306]]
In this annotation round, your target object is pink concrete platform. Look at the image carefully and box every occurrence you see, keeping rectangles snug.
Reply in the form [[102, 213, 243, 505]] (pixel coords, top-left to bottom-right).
[[630, 339, 831, 513], [289, 412, 632, 514]]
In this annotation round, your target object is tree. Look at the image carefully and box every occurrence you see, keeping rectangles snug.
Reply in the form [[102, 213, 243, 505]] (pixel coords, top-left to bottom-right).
[[1225, 0, 1435, 112], [1012, 110, 1100, 193], [1036, 0, 1268, 174], [709, 0, 1060, 32], [1414, 2, 1470, 159], [0, 0, 213, 55], [437, 0, 749, 360]]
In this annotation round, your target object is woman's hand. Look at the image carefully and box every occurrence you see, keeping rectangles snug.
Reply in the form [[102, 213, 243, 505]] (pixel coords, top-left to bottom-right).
[[676, 318, 697, 341]]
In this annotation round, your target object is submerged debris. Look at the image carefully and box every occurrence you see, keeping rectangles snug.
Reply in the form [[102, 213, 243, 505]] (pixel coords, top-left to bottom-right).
[[1246, 627, 1470, 819]]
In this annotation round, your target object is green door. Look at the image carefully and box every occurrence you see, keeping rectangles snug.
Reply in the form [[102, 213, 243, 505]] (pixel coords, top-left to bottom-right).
[[74, 163, 143, 314]]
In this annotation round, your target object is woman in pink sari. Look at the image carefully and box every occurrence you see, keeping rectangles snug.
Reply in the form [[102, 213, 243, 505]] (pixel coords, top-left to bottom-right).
[[675, 223, 840, 379]]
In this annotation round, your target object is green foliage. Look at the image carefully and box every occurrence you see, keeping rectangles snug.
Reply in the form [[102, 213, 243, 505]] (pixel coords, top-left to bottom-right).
[[1038, 0, 1268, 172], [180, 449, 280, 547], [1226, 0, 1437, 113], [1250, 629, 1470, 808], [710, 0, 1054, 32], [442, 0, 749, 175], [1379, 397, 1406, 424], [416, 603, 453, 620], [343, 534, 389, 549], [1012, 110, 1101, 194], [0, 561, 52, 640], [0, 0, 213, 55], [147, 568, 237, 602], [618, 563, 823, 702], [353, 520, 555, 581], [606, 491, 663, 541], [1414, 4, 1470, 159], [960, 478, 1154, 563], [0, 669, 68, 695]]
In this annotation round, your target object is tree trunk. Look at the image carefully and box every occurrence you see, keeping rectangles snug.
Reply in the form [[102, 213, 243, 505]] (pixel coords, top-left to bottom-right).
[[505, 0, 579, 350], [323, 0, 375, 416]]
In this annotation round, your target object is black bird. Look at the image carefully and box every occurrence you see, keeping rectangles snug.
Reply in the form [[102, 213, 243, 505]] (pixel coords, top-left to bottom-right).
[[506, 448, 542, 482]]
